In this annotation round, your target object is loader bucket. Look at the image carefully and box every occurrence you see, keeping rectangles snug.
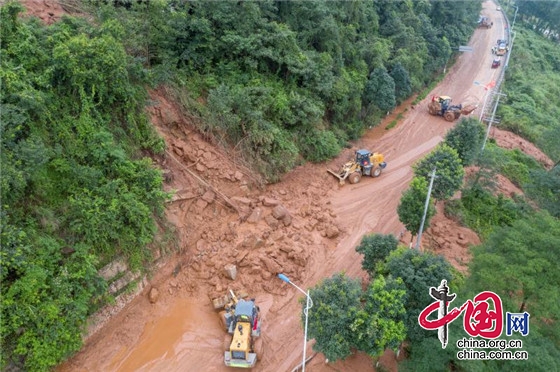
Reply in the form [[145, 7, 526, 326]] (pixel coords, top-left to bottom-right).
[[327, 169, 347, 186], [461, 104, 477, 115]]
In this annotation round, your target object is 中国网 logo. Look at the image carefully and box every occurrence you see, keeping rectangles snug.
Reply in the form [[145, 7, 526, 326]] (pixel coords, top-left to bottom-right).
[[418, 280, 530, 349]]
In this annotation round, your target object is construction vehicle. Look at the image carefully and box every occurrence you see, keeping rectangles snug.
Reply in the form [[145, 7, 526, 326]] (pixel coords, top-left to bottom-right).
[[327, 149, 386, 185], [496, 43, 508, 56], [478, 16, 493, 28], [213, 290, 262, 368], [428, 95, 477, 122]]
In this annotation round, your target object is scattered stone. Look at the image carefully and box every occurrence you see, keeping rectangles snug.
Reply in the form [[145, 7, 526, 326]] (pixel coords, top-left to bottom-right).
[[201, 190, 216, 203], [99, 258, 128, 281], [260, 256, 281, 273], [232, 196, 252, 205], [236, 251, 249, 263], [241, 234, 264, 249], [196, 199, 208, 210], [162, 169, 173, 183], [325, 225, 340, 239], [272, 205, 288, 220], [206, 160, 219, 169], [265, 214, 279, 229], [195, 163, 206, 173], [149, 287, 159, 304], [196, 239, 208, 252], [262, 197, 280, 207], [279, 244, 294, 254], [202, 151, 213, 161], [282, 214, 292, 226], [247, 207, 263, 224], [224, 264, 237, 280], [173, 145, 184, 157], [270, 230, 285, 242], [240, 185, 250, 194], [234, 171, 244, 181]]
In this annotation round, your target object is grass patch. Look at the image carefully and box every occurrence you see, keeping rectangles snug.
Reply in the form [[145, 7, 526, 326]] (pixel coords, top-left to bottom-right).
[[385, 120, 398, 130]]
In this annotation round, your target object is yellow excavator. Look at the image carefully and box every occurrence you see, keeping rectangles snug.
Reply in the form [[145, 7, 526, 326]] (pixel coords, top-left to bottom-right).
[[327, 149, 386, 185], [213, 290, 262, 368]]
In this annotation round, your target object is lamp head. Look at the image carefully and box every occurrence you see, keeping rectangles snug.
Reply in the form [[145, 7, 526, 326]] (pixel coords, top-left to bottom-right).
[[278, 273, 290, 283]]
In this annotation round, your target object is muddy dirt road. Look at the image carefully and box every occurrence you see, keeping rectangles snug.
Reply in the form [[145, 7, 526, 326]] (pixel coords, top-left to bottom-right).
[[54, 2, 532, 372]]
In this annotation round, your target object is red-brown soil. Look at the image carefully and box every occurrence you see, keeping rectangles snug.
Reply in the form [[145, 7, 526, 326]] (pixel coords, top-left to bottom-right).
[[15, 1, 553, 372]]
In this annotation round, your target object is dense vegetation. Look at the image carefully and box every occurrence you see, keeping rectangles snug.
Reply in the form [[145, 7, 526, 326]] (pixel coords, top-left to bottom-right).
[[516, 0, 560, 39], [1, 3, 168, 370], [85, 0, 481, 180], [402, 212, 560, 372], [499, 27, 560, 163]]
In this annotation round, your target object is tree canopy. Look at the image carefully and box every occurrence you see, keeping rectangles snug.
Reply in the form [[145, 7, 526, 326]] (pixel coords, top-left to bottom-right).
[[413, 144, 465, 201], [306, 273, 406, 362], [397, 176, 436, 240], [444, 117, 485, 166]]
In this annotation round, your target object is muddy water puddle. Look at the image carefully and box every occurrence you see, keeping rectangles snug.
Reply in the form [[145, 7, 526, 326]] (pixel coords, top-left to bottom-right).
[[110, 299, 221, 372]]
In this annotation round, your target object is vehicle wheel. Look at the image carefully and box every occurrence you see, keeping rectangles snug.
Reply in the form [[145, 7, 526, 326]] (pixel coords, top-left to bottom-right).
[[349, 172, 361, 184], [253, 338, 264, 359], [372, 167, 382, 177], [444, 111, 455, 122], [224, 334, 233, 351]]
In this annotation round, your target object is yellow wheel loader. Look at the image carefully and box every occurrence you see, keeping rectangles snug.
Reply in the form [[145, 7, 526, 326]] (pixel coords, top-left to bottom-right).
[[327, 149, 387, 185], [213, 290, 262, 368]]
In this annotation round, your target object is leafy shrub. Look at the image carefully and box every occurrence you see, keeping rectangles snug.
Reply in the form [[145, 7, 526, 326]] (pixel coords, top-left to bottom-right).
[[298, 128, 341, 163]]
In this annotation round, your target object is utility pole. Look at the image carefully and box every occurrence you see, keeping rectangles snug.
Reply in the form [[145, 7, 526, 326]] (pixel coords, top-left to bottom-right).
[[415, 168, 437, 250], [512, 6, 519, 31], [481, 92, 506, 151]]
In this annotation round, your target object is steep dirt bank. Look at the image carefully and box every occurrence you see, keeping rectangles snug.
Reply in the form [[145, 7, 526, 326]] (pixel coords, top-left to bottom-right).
[[14, 1, 552, 371]]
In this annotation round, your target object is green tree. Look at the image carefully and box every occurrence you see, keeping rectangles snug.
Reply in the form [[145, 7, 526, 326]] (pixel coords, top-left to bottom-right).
[[306, 273, 362, 362], [444, 117, 485, 166], [466, 211, 560, 344], [355, 233, 399, 276], [352, 276, 407, 358], [380, 248, 455, 344], [414, 143, 464, 201], [525, 165, 560, 218], [364, 67, 396, 113], [397, 177, 435, 241], [390, 62, 412, 104]]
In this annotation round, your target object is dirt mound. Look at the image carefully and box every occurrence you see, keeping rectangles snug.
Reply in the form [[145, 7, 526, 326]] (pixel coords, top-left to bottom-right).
[[19, 0, 69, 24], [464, 166, 524, 198], [491, 127, 554, 169]]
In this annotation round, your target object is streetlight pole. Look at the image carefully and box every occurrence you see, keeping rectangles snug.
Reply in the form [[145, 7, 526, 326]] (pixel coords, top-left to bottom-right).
[[278, 274, 313, 372], [415, 168, 437, 250]]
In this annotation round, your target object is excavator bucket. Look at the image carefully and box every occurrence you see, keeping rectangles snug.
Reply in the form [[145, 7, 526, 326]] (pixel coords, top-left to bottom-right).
[[461, 104, 477, 115]]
